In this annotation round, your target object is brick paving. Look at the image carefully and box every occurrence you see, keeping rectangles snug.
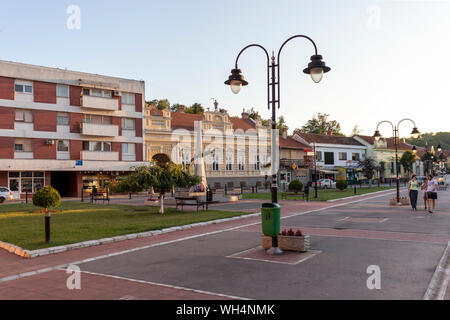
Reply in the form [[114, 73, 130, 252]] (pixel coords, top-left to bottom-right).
[[3, 187, 448, 300]]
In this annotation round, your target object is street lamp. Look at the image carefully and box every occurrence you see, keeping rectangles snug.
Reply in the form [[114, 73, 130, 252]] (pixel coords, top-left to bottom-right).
[[224, 35, 330, 203], [225, 35, 330, 255], [373, 119, 420, 204]]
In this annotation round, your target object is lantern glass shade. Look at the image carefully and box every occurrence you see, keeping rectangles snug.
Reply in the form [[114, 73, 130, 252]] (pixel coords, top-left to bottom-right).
[[310, 67, 324, 83], [412, 146, 417, 154], [437, 144, 442, 152], [374, 130, 382, 142], [230, 80, 242, 94], [411, 127, 420, 139]]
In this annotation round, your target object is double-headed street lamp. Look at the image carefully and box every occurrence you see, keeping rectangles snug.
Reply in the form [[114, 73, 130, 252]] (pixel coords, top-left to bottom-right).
[[224, 35, 330, 205], [373, 119, 420, 204]]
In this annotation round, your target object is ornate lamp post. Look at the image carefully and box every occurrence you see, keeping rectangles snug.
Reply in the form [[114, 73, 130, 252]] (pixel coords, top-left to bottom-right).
[[373, 119, 420, 204], [224, 35, 330, 205]]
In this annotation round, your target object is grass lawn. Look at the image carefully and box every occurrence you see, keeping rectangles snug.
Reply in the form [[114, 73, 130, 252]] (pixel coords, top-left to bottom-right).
[[0, 202, 249, 250], [241, 186, 395, 202]]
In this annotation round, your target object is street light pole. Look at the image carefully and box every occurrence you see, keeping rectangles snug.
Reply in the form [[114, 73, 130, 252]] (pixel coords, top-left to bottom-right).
[[374, 119, 420, 204], [225, 35, 330, 255], [314, 142, 318, 198]]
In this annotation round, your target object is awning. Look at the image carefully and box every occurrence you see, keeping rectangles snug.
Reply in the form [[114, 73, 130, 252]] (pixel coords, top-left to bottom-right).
[[319, 170, 339, 174]]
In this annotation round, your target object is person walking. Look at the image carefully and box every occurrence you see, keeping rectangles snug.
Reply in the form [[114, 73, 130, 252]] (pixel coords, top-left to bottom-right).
[[426, 174, 438, 213], [408, 175, 419, 211], [421, 178, 428, 210]]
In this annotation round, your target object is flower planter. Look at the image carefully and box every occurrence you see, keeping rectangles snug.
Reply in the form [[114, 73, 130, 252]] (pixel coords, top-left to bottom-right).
[[145, 199, 159, 206], [262, 235, 310, 252], [389, 197, 410, 206]]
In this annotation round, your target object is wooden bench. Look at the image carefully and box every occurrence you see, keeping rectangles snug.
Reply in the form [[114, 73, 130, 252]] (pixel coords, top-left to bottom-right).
[[281, 192, 305, 200], [90, 192, 110, 204], [175, 197, 206, 212]]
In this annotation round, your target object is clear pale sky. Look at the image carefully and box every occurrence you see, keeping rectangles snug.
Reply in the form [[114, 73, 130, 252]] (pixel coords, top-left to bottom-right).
[[1, 0, 449, 137]]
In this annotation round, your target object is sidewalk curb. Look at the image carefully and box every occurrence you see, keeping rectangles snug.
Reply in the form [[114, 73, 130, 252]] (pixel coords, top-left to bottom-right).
[[424, 240, 450, 300], [0, 213, 261, 260], [326, 188, 400, 203]]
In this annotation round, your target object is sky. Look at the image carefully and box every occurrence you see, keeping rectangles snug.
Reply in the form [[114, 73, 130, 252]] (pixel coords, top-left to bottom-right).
[[0, 0, 449, 137]]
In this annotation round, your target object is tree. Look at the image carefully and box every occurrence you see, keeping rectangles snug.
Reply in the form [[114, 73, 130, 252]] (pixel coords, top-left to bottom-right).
[[277, 116, 289, 135], [336, 180, 348, 191], [32, 186, 61, 244], [248, 107, 261, 121], [351, 125, 361, 136], [294, 113, 344, 136], [110, 175, 144, 199], [358, 157, 378, 187], [111, 163, 200, 214], [407, 132, 450, 151], [184, 103, 204, 114], [399, 151, 416, 177], [147, 99, 171, 111], [421, 151, 438, 175]]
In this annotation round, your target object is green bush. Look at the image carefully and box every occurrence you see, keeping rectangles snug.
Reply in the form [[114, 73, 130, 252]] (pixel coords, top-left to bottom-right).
[[336, 180, 348, 191], [32, 186, 61, 212], [288, 180, 303, 193]]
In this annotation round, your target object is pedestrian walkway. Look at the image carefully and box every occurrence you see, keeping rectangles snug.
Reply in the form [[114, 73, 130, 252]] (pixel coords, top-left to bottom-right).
[[1, 187, 449, 300]]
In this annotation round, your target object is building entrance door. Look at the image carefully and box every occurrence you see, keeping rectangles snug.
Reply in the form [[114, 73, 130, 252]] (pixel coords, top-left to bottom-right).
[[9, 178, 20, 199]]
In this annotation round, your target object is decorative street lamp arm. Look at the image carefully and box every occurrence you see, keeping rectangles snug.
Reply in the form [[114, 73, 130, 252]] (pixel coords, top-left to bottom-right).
[[396, 118, 418, 139], [375, 120, 395, 132], [234, 44, 270, 111], [276, 35, 319, 110]]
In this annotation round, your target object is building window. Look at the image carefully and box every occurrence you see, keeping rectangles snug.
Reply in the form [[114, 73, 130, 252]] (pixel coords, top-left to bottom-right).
[[84, 114, 112, 124], [324, 152, 334, 165], [226, 155, 233, 171], [15, 109, 33, 123], [57, 140, 69, 152], [8, 172, 44, 194], [57, 112, 70, 125], [339, 152, 347, 161], [238, 156, 245, 171], [316, 151, 322, 162], [14, 139, 33, 152], [83, 88, 111, 98], [352, 153, 360, 161], [122, 143, 135, 155], [121, 93, 135, 105], [121, 118, 135, 130], [83, 141, 112, 152], [254, 155, 260, 171], [57, 85, 69, 98], [15, 83, 33, 94]]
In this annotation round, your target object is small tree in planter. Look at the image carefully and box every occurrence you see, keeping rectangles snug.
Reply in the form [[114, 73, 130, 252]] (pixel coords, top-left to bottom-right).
[[112, 163, 200, 214], [32, 186, 61, 243], [336, 180, 348, 191], [288, 180, 303, 194]]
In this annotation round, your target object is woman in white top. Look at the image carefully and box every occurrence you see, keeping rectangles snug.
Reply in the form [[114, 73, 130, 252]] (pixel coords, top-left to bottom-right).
[[426, 174, 438, 213]]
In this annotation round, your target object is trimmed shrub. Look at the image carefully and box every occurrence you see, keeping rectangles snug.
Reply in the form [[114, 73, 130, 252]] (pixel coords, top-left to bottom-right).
[[336, 180, 348, 191], [32, 186, 61, 212], [288, 180, 303, 194]]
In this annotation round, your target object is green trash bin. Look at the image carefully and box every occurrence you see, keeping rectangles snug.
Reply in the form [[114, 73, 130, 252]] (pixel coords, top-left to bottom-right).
[[261, 203, 281, 237]]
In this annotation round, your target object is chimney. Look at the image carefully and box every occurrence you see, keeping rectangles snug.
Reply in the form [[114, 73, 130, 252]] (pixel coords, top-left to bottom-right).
[[282, 127, 287, 139], [177, 105, 185, 113], [241, 108, 250, 119]]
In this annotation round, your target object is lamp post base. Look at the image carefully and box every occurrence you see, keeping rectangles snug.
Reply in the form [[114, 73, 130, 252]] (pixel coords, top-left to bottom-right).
[[266, 247, 283, 256]]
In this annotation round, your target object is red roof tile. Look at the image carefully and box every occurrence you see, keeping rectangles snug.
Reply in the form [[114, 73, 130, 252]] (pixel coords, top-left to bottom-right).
[[296, 133, 364, 146], [356, 135, 417, 151], [170, 112, 203, 130], [279, 136, 310, 149]]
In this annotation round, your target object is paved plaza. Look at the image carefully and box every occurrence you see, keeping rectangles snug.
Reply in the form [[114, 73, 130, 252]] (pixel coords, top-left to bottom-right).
[[0, 187, 449, 300]]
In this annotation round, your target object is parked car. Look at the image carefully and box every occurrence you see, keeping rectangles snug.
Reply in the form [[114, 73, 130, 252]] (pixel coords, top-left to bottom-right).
[[316, 179, 336, 189], [0, 187, 13, 203], [415, 176, 427, 186]]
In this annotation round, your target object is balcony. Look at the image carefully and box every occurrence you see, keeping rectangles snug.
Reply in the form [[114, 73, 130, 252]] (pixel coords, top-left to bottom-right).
[[280, 159, 305, 169], [81, 122, 119, 137], [81, 151, 119, 161], [81, 95, 118, 111]]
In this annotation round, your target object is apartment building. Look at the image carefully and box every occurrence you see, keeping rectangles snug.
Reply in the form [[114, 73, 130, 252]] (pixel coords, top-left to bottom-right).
[[0, 60, 146, 199]]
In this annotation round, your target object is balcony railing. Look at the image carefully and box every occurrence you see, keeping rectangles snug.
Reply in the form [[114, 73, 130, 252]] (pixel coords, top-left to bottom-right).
[[280, 159, 305, 168], [81, 96, 118, 111], [81, 122, 119, 137], [81, 151, 119, 161]]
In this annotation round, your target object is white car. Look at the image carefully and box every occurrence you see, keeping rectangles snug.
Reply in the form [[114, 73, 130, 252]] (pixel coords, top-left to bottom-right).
[[0, 187, 13, 203], [316, 179, 336, 189]]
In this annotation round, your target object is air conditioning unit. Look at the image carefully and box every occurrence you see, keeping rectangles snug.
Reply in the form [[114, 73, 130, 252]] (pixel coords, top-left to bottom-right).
[[114, 90, 121, 97], [46, 139, 55, 145]]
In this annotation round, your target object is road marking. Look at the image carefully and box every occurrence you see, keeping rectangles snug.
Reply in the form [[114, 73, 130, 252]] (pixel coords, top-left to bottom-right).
[[63, 269, 250, 300], [424, 240, 450, 300], [0, 189, 397, 284]]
